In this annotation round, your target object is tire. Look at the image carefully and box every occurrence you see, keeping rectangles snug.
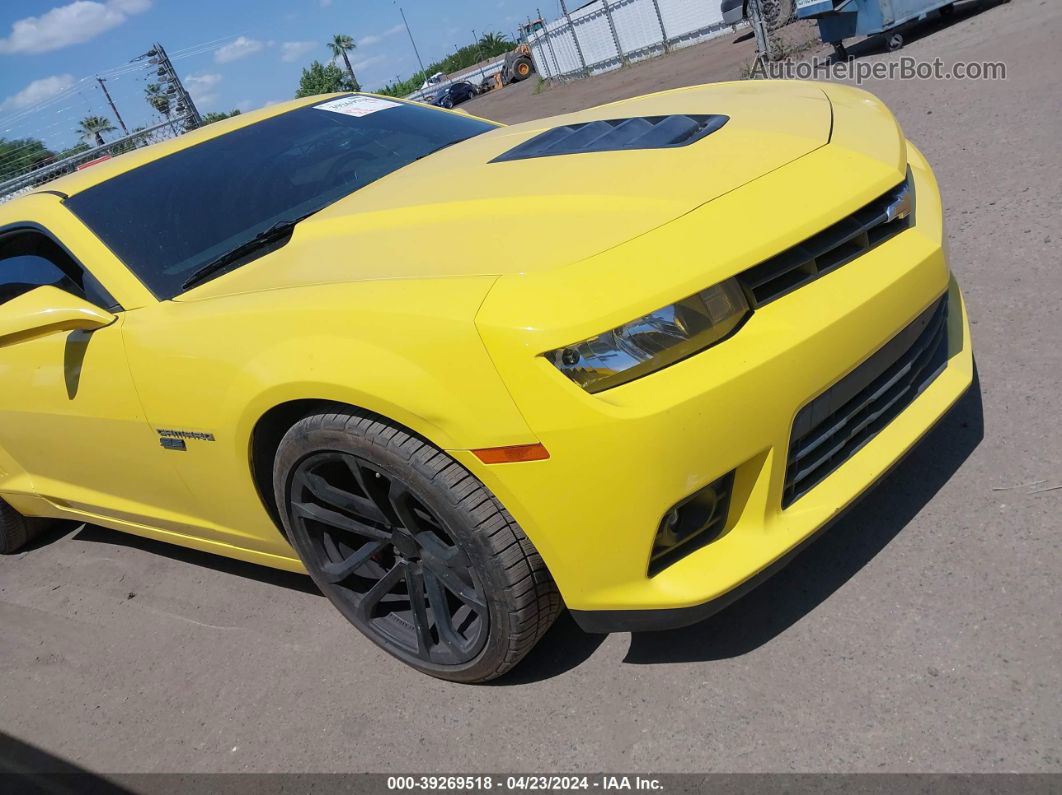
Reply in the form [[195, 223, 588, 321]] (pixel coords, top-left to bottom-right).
[[273, 408, 562, 683], [509, 56, 533, 82], [758, 0, 794, 31], [0, 497, 44, 554]]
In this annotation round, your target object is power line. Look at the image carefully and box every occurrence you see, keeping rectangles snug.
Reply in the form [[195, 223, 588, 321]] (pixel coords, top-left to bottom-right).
[[0, 32, 234, 130]]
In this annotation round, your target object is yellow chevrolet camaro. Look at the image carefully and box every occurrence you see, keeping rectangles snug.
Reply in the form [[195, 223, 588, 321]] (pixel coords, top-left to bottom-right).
[[0, 84, 972, 681]]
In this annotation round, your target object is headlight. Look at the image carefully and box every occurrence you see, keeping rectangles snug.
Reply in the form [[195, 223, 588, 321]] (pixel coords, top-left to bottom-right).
[[545, 278, 750, 393]]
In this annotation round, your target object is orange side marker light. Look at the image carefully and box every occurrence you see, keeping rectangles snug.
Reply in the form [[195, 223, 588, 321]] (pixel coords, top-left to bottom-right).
[[471, 443, 550, 464]]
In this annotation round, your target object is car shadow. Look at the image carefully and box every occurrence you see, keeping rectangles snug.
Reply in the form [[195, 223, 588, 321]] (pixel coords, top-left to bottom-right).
[[65, 521, 607, 683], [489, 610, 608, 685], [835, 0, 1011, 60], [0, 729, 133, 792], [623, 374, 983, 665], [69, 524, 322, 597]]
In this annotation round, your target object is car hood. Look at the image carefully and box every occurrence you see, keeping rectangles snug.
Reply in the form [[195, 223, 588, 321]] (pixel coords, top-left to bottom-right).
[[180, 81, 832, 301]]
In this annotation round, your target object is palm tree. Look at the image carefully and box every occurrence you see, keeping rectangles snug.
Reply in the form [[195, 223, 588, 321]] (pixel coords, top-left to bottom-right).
[[78, 115, 117, 147], [327, 33, 360, 91], [144, 83, 171, 117], [478, 32, 512, 56]]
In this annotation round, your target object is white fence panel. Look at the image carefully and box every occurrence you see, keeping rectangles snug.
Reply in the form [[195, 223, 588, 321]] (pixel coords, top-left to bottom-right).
[[497, 0, 737, 84], [611, 0, 665, 57], [547, 24, 586, 76], [657, 0, 727, 44]]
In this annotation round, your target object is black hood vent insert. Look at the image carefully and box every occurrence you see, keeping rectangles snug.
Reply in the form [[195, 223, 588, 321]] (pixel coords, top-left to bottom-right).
[[490, 114, 729, 162]]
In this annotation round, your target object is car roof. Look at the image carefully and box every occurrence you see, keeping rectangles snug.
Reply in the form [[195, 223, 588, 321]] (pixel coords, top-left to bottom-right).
[[29, 94, 344, 199]]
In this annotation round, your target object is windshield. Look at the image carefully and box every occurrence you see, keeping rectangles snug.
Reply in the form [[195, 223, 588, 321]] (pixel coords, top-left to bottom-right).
[[65, 95, 496, 299]]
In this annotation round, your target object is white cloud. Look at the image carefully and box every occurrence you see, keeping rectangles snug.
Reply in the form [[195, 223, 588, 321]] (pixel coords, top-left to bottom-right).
[[356, 24, 404, 48], [214, 36, 265, 64], [0, 0, 152, 54], [280, 40, 317, 63], [320, 0, 334, 7], [352, 55, 386, 72], [185, 72, 222, 108], [108, 0, 150, 11], [0, 74, 76, 111]]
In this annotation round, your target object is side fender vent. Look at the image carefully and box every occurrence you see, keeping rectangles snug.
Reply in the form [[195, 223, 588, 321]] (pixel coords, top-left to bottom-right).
[[490, 114, 729, 162]]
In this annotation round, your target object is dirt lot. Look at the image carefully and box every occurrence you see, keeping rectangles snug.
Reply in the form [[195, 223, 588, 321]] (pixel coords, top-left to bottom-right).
[[1, 0, 1059, 777]]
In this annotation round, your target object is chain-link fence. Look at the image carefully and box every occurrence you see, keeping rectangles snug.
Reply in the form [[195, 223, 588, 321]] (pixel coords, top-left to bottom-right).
[[0, 115, 197, 204], [527, 0, 734, 80]]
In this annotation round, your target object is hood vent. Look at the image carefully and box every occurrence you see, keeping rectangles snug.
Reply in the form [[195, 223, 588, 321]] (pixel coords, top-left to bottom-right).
[[490, 114, 729, 162]]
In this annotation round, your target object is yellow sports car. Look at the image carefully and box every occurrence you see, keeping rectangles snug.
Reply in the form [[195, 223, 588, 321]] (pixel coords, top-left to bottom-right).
[[0, 84, 972, 681]]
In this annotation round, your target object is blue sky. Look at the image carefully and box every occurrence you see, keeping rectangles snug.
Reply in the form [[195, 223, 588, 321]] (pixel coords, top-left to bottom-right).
[[0, 0, 547, 149]]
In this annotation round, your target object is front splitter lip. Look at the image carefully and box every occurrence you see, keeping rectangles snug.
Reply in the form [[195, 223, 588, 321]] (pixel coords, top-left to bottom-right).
[[570, 367, 973, 634]]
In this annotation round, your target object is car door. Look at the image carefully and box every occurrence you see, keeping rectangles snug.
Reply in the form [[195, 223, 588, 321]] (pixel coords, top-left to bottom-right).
[[0, 223, 198, 530]]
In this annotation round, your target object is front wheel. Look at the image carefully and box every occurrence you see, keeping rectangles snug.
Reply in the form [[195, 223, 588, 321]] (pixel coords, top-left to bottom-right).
[[0, 497, 46, 554], [273, 409, 562, 682]]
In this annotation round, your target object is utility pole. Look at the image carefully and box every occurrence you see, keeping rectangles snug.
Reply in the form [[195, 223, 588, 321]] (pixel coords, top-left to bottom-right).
[[96, 77, 129, 135], [135, 41, 203, 131], [398, 6, 426, 78]]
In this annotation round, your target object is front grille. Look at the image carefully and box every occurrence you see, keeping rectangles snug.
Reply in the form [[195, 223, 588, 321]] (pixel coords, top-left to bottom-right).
[[737, 174, 913, 308], [490, 114, 729, 162], [783, 294, 949, 507]]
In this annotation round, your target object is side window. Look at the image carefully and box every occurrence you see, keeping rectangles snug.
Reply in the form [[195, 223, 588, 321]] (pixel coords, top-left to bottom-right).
[[0, 231, 112, 308]]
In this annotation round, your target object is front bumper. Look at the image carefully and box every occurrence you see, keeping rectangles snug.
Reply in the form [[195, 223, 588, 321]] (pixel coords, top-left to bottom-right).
[[459, 143, 973, 631]]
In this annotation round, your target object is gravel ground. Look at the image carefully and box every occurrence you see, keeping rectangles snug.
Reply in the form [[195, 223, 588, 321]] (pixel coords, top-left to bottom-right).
[[1, 0, 1059, 776]]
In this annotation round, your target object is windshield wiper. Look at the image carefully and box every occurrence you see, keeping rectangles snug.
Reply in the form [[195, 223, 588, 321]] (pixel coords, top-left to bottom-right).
[[180, 210, 318, 290]]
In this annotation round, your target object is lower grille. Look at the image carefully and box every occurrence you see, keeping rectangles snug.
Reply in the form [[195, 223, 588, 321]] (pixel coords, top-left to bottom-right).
[[783, 295, 949, 507]]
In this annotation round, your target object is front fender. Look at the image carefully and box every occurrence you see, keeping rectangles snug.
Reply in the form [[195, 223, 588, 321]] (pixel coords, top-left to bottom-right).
[[122, 276, 537, 552]]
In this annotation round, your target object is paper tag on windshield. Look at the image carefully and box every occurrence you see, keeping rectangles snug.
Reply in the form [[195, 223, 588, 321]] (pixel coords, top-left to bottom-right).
[[314, 96, 400, 117]]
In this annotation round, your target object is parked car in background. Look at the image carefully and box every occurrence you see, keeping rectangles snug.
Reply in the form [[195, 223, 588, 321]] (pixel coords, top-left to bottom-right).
[[432, 81, 478, 109], [722, 0, 746, 25], [433, 81, 480, 108], [420, 71, 445, 90]]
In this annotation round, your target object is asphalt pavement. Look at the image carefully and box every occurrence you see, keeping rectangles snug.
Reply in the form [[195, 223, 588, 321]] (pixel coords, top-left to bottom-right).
[[1, 0, 1058, 775]]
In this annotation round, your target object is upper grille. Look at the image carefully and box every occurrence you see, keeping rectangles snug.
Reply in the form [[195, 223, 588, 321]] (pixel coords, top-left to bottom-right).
[[737, 174, 914, 308], [490, 114, 729, 162], [783, 294, 949, 507]]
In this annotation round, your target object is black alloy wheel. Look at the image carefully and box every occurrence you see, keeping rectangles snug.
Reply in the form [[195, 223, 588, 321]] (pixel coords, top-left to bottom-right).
[[289, 451, 488, 665], [273, 408, 562, 682]]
